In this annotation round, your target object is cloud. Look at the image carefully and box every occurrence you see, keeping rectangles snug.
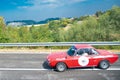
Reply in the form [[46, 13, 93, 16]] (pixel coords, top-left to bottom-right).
[[18, 6, 29, 9], [39, 0, 86, 6], [18, 0, 86, 10]]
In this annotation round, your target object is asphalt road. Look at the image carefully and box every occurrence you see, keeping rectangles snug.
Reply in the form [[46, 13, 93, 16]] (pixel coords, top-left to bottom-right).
[[0, 53, 120, 80]]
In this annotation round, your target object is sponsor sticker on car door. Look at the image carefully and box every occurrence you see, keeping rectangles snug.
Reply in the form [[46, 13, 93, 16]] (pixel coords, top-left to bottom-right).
[[78, 56, 89, 66]]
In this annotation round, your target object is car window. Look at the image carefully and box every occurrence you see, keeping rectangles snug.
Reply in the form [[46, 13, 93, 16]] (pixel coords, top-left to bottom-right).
[[67, 46, 77, 56], [76, 48, 90, 56], [76, 48, 99, 56]]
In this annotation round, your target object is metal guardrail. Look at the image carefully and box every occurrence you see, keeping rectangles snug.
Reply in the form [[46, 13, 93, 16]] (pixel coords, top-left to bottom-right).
[[0, 42, 120, 47]]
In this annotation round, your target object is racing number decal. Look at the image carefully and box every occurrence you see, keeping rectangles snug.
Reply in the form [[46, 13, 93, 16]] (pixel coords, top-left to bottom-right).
[[78, 56, 89, 66]]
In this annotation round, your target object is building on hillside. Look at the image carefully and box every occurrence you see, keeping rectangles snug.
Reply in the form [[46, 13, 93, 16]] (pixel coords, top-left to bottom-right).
[[7, 22, 26, 27]]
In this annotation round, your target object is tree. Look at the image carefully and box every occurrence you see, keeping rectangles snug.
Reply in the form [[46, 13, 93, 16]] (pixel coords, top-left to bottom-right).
[[0, 17, 9, 43], [0, 17, 5, 30], [95, 11, 103, 17], [98, 6, 120, 41], [109, 6, 120, 32]]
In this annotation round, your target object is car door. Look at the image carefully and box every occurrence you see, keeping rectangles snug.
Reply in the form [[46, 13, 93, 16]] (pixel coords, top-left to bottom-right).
[[67, 48, 90, 68], [73, 48, 100, 67]]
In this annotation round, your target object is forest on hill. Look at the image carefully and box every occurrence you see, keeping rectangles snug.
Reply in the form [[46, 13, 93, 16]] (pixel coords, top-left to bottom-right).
[[0, 6, 120, 43], [6, 18, 60, 25]]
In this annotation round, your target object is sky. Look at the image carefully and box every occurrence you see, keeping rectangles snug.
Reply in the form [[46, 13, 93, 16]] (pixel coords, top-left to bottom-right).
[[0, 0, 120, 21]]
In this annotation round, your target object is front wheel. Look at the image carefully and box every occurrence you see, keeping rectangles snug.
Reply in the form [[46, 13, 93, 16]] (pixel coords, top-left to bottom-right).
[[99, 60, 110, 69], [56, 62, 67, 72]]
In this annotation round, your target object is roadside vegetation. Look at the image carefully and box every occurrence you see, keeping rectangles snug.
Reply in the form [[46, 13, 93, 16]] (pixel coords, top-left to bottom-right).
[[0, 6, 120, 49]]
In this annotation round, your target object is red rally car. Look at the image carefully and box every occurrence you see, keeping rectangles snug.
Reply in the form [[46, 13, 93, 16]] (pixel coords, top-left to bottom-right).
[[46, 44, 118, 72]]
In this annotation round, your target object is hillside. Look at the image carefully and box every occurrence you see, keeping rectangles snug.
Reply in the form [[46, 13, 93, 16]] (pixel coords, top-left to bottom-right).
[[0, 6, 120, 43]]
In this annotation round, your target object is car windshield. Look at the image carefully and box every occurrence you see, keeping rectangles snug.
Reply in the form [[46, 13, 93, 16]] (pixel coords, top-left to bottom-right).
[[67, 46, 77, 56]]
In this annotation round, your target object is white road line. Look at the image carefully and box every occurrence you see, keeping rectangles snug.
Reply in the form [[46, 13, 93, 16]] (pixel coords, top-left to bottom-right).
[[0, 68, 120, 71], [75, 68, 120, 70], [0, 68, 51, 71]]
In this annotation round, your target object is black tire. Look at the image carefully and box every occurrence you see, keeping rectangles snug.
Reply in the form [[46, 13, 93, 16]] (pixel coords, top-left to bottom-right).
[[56, 62, 67, 72], [99, 60, 110, 69]]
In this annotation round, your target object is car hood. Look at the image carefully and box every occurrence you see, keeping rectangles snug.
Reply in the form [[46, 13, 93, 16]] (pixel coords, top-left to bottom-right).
[[97, 49, 114, 55], [47, 51, 67, 60]]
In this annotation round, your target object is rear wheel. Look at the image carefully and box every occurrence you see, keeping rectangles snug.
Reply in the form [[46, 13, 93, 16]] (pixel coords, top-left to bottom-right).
[[56, 62, 67, 72], [99, 60, 110, 69]]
